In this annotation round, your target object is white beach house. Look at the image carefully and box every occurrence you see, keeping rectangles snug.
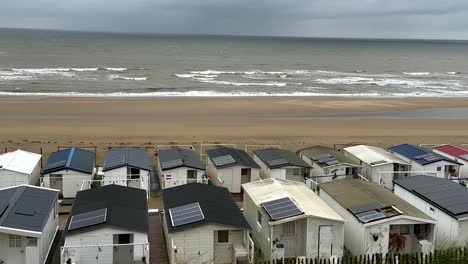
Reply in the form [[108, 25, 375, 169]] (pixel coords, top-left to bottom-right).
[[320, 178, 436, 256], [253, 148, 311, 182], [61, 185, 150, 264], [206, 147, 261, 193], [41, 147, 96, 198], [343, 145, 410, 190], [0, 149, 42, 188], [432, 144, 468, 177], [162, 183, 253, 264], [102, 147, 151, 193], [394, 176, 468, 248], [242, 178, 345, 261], [0, 185, 59, 264], [157, 148, 206, 189], [389, 144, 462, 179]]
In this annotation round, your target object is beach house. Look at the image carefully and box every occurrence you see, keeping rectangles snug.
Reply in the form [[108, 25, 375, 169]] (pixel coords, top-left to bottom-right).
[[433, 144, 468, 177], [242, 178, 345, 260], [0, 185, 59, 264], [298, 145, 361, 184], [343, 145, 410, 190], [0, 149, 42, 188], [389, 144, 462, 179], [41, 147, 96, 198], [102, 147, 151, 193], [157, 148, 206, 189], [253, 148, 311, 182], [394, 176, 468, 248], [320, 178, 435, 256], [206, 147, 260, 193], [162, 183, 253, 264], [61, 185, 149, 264]]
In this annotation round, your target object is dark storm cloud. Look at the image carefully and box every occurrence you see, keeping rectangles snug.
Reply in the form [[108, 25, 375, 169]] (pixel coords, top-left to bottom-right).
[[1, 0, 468, 39]]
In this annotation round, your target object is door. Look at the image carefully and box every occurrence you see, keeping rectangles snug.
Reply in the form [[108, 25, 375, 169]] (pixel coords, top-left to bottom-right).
[[222, 169, 234, 192], [214, 230, 231, 264], [281, 222, 297, 257], [50, 174, 63, 194], [7, 234, 24, 264], [128, 168, 141, 189], [241, 168, 251, 184], [113, 234, 133, 264], [318, 225, 333, 258]]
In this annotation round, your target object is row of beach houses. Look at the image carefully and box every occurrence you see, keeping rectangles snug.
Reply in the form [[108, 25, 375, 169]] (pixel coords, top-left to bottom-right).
[[0, 143, 467, 263]]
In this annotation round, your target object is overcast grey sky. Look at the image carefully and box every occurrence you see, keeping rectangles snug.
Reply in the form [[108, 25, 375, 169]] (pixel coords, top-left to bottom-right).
[[1, 0, 468, 39]]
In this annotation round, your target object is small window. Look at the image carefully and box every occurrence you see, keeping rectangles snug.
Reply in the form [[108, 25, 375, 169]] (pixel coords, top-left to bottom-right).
[[399, 225, 410, 235], [118, 234, 132, 244], [257, 211, 262, 226], [50, 174, 63, 179], [9, 234, 22, 248], [241, 168, 249, 176], [437, 167, 442, 172], [430, 207, 436, 213], [187, 170, 197, 179], [292, 168, 300, 176], [129, 168, 140, 179], [217, 230, 229, 243]]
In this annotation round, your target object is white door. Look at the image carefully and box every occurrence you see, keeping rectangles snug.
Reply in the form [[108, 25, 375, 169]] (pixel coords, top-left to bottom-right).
[[281, 222, 297, 257], [222, 169, 234, 192], [214, 230, 231, 264], [318, 225, 333, 258], [7, 235, 24, 264]]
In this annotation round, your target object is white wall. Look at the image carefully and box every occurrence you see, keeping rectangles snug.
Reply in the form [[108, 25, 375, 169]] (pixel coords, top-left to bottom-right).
[[433, 150, 468, 177], [206, 159, 260, 193], [64, 228, 148, 263], [103, 166, 150, 193], [253, 155, 306, 182], [159, 166, 205, 189], [391, 152, 458, 178], [0, 170, 30, 189], [43, 170, 93, 198]]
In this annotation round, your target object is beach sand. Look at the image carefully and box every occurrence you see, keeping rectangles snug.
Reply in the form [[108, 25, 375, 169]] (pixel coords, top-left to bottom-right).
[[1, 96, 468, 164]]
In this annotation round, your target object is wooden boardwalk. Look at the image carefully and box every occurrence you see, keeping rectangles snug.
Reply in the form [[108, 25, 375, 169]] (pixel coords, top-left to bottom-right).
[[149, 212, 169, 264]]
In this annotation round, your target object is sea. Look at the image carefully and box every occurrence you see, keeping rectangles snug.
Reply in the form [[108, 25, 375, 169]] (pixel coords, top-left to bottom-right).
[[1, 28, 468, 97]]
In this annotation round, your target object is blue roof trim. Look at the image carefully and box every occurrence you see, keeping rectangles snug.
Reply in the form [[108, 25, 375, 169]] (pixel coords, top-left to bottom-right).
[[66, 148, 76, 168], [389, 144, 462, 166]]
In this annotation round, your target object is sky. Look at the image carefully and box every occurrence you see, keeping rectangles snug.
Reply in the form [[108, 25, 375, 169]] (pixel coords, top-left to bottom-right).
[[1, 0, 468, 39]]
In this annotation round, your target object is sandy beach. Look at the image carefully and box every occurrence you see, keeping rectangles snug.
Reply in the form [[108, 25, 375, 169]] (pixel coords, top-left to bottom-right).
[[1, 96, 468, 164]]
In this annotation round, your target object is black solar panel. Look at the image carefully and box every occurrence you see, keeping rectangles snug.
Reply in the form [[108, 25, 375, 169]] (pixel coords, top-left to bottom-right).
[[261, 197, 303, 221], [161, 159, 184, 169], [414, 153, 432, 160], [356, 210, 386, 223], [266, 158, 289, 167], [349, 202, 384, 214], [169, 202, 205, 227], [212, 155, 236, 166], [68, 208, 107, 231], [42, 160, 67, 172], [311, 154, 332, 161]]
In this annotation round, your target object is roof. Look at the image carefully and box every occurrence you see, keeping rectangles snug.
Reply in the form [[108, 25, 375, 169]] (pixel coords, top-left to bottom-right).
[[0, 185, 58, 234], [102, 147, 151, 172], [158, 148, 205, 171], [206, 147, 260, 169], [320, 178, 433, 223], [242, 179, 344, 225], [433, 144, 468, 162], [344, 145, 408, 166], [65, 185, 149, 236], [162, 183, 250, 233], [253, 148, 311, 169], [42, 148, 96, 175], [389, 144, 462, 166], [394, 176, 468, 220], [0, 149, 41, 175], [299, 146, 360, 168]]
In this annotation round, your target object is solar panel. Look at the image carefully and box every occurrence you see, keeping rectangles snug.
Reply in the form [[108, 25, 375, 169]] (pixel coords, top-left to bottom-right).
[[325, 160, 340, 166], [424, 156, 439, 162], [318, 157, 335, 164], [212, 155, 236, 166], [169, 202, 205, 227], [261, 197, 303, 221], [311, 154, 332, 161], [68, 208, 107, 231], [43, 160, 67, 171], [161, 159, 184, 169], [356, 210, 386, 223], [349, 202, 384, 214], [414, 153, 432, 160], [266, 158, 288, 167]]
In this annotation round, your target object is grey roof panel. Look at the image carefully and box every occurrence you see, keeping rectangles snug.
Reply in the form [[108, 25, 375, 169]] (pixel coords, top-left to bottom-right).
[[206, 147, 260, 169], [103, 147, 150, 172], [42, 148, 96, 175], [158, 148, 205, 171], [254, 148, 311, 169], [299, 146, 360, 168]]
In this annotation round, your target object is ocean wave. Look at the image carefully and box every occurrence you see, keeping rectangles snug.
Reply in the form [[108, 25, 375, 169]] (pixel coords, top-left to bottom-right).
[[315, 76, 462, 89], [104, 67, 127, 72], [109, 74, 148, 81], [200, 80, 287, 87], [446, 72, 460, 75], [10, 68, 75, 77], [403, 72, 430, 76], [70, 68, 99, 72]]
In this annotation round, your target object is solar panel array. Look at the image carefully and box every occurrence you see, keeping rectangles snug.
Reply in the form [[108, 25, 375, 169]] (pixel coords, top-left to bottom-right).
[[169, 202, 205, 227], [161, 159, 184, 170], [68, 208, 107, 231], [311, 153, 341, 167], [261, 197, 304, 221], [356, 210, 386, 223], [212, 155, 236, 166], [42, 160, 67, 172], [310, 154, 332, 161], [349, 202, 384, 214], [414, 184, 468, 216], [414, 153, 440, 163], [266, 158, 289, 167]]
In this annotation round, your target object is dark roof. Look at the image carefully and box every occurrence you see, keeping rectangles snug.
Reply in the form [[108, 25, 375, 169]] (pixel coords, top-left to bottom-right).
[[158, 148, 205, 171], [102, 147, 151, 172], [253, 148, 311, 169], [394, 176, 468, 220], [389, 144, 462, 166], [206, 147, 260, 169], [42, 148, 96, 175], [299, 146, 360, 168], [0, 185, 58, 233], [65, 185, 149, 236], [162, 183, 250, 233]]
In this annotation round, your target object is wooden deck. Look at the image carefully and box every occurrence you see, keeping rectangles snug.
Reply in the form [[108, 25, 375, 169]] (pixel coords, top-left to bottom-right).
[[149, 212, 169, 264]]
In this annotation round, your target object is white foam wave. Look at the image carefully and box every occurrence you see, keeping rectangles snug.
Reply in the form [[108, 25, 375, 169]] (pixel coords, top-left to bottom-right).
[[71, 68, 99, 72], [109, 75, 148, 81], [0, 76, 35, 81], [10, 68, 75, 77], [403, 72, 430, 76], [105, 67, 127, 72], [446, 72, 460, 75], [200, 80, 287, 87]]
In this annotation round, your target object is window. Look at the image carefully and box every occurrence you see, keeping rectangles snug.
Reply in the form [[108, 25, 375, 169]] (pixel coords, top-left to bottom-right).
[[187, 170, 197, 180], [117, 234, 132, 244], [399, 225, 410, 235], [257, 211, 262, 227], [241, 168, 249, 176], [292, 168, 300, 176], [217, 230, 229, 243], [437, 167, 442, 172], [282, 222, 296, 237], [50, 174, 63, 179], [9, 234, 22, 248], [128, 168, 140, 179]]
